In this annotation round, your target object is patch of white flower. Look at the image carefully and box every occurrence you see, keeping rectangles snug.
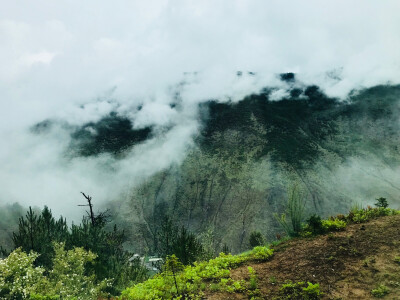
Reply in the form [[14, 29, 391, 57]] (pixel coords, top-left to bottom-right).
[[0, 243, 111, 299]]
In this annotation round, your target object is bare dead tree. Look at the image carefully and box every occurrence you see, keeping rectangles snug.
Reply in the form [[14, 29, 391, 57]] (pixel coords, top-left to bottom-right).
[[79, 192, 110, 227], [79, 192, 96, 225]]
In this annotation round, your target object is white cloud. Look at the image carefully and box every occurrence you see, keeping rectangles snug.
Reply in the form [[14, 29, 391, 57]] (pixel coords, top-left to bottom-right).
[[20, 51, 56, 66], [0, 0, 400, 219]]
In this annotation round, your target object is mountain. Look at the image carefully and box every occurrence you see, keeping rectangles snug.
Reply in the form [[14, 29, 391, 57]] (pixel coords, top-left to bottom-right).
[[29, 82, 400, 254], [109, 83, 400, 254]]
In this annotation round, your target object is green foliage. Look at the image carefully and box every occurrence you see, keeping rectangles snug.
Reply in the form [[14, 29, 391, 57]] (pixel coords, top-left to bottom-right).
[[394, 256, 400, 264], [274, 183, 306, 237], [321, 219, 347, 232], [300, 215, 348, 237], [306, 214, 323, 235], [349, 207, 399, 223], [121, 246, 273, 299], [249, 231, 265, 248], [0, 248, 46, 299], [155, 216, 205, 266], [9, 205, 148, 295], [375, 197, 389, 208], [247, 266, 258, 290], [222, 243, 231, 254], [172, 226, 204, 266], [70, 113, 151, 157], [45, 243, 112, 299], [371, 284, 390, 298], [163, 254, 184, 295], [12, 206, 68, 268], [279, 281, 322, 299], [0, 244, 110, 300]]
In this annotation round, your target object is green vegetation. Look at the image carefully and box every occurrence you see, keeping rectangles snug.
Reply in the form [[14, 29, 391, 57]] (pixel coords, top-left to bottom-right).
[[274, 183, 306, 237], [305, 214, 323, 235], [155, 216, 205, 266], [278, 281, 322, 299], [121, 246, 273, 299], [0, 243, 111, 299], [249, 231, 265, 247], [321, 219, 347, 231], [1, 199, 399, 299], [348, 206, 399, 223], [2, 202, 148, 296], [375, 197, 389, 208], [371, 284, 390, 298]]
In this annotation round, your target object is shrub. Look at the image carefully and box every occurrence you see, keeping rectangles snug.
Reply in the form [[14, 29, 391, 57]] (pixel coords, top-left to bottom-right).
[[349, 207, 399, 223], [306, 214, 323, 235], [0, 244, 110, 300], [156, 216, 205, 266], [279, 281, 322, 299], [375, 197, 389, 208], [0, 248, 46, 299], [247, 266, 258, 290], [371, 285, 390, 298], [121, 246, 274, 299], [321, 219, 347, 232], [249, 231, 265, 247]]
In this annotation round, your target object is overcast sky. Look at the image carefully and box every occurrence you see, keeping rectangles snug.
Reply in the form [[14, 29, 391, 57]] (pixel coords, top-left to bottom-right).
[[1, 0, 399, 219]]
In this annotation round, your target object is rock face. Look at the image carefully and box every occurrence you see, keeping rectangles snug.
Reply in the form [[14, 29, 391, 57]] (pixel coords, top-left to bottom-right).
[[115, 84, 400, 254]]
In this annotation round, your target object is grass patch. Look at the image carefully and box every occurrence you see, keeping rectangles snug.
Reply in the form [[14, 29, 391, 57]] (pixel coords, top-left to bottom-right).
[[120, 246, 273, 299]]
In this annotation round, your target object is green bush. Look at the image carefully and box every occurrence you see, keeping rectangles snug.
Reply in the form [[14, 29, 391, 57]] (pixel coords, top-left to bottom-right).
[[306, 214, 323, 235], [279, 281, 322, 299], [121, 246, 273, 299], [0, 243, 111, 300], [321, 219, 347, 231], [371, 284, 390, 298], [350, 207, 399, 223], [249, 231, 265, 248]]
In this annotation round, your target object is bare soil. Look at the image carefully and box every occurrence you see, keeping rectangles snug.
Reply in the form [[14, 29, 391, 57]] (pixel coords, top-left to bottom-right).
[[206, 215, 400, 299]]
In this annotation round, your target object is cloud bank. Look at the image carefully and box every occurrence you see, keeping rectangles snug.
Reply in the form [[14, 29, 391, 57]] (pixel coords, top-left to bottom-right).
[[0, 0, 399, 220]]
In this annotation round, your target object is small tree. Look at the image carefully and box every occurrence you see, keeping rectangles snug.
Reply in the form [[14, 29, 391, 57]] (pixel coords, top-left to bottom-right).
[[172, 226, 204, 266], [222, 243, 231, 254], [12, 206, 68, 269], [164, 255, 184, 295], [375, 197, 388, 208], [306, 214, 323, 235], [156, 216, 204, 266], [249, 231, 265, 248]]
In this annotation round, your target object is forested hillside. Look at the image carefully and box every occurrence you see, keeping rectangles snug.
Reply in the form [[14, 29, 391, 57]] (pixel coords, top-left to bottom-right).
[[99, 83, 400, 254]]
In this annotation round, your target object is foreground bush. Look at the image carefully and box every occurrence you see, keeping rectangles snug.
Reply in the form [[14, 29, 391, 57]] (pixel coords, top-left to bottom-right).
[[0, 243, 111, 299], [121, 246, 273, 299]]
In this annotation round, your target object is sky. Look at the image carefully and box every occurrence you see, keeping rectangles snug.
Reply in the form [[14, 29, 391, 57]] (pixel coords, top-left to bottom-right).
[[0, 0, 399, 220]]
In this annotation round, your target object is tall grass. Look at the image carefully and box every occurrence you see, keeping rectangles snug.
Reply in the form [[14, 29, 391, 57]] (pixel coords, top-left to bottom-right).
[[274, 183, 306, 237]]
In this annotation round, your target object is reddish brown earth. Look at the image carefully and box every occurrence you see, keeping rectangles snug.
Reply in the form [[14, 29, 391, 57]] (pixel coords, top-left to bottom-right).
[[207, 215, 400, 299]]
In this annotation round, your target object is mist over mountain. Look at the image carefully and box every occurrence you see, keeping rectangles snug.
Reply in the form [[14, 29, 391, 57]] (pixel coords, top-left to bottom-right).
[[92, 81, 399, 253], [1, 1, 400, 259]]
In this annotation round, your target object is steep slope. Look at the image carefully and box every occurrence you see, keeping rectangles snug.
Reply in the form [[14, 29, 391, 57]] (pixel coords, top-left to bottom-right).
[[209, 214, 400, 299], [115, 84, 400, 254]]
